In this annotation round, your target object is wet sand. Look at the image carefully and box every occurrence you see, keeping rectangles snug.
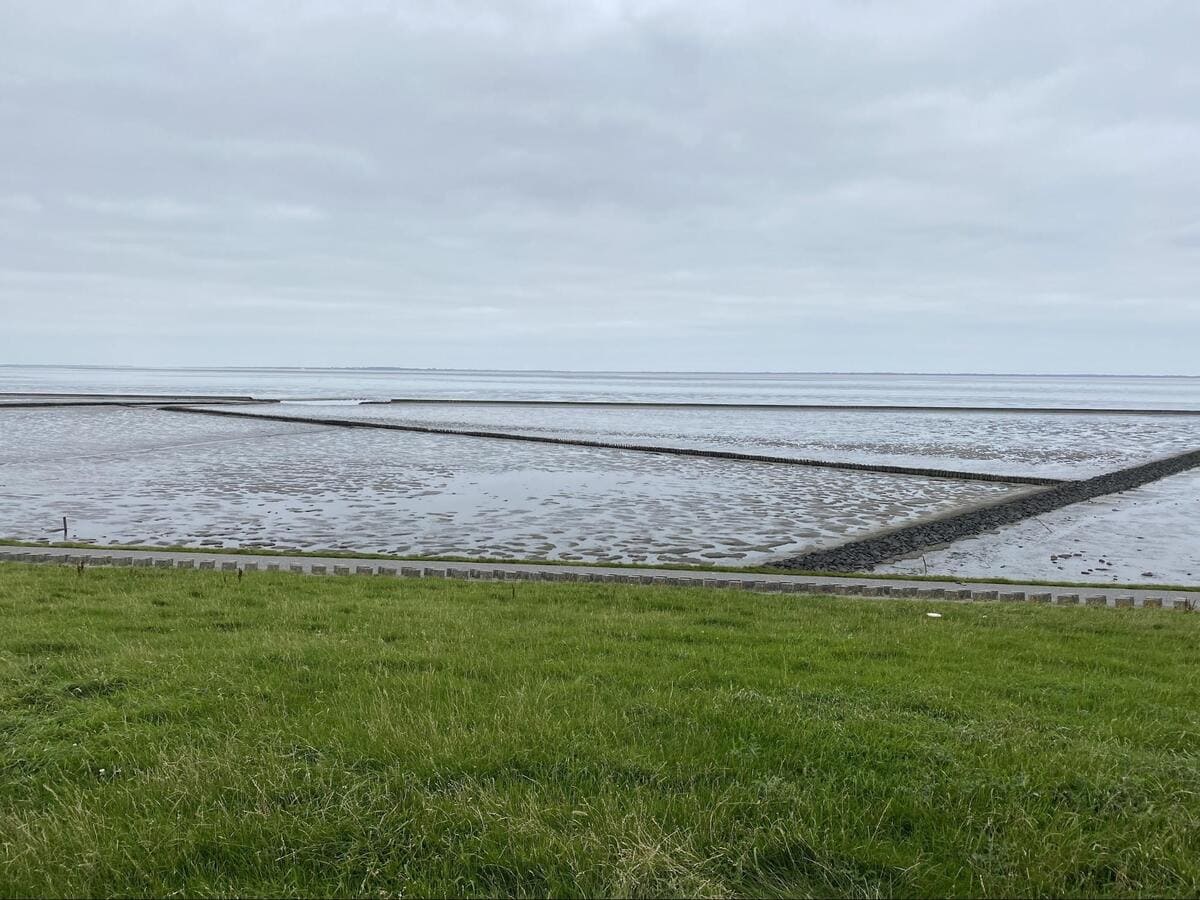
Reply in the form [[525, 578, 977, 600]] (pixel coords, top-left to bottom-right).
[[877, 468, 1200, 584], [0, 406, 1017, 565], [232, 402, 1200, 480], [4, 399, 1199, 574]]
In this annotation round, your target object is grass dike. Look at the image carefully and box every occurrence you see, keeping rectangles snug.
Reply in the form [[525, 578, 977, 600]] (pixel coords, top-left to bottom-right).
[[2, 564, 1199, 896]]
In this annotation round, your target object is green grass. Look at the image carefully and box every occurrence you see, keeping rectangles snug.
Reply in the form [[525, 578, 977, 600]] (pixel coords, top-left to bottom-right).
[[2, 566, 1199, 897]]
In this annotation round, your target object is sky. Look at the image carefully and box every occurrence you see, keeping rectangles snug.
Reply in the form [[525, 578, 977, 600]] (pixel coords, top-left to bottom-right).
[[1, 1, 1198, 374]]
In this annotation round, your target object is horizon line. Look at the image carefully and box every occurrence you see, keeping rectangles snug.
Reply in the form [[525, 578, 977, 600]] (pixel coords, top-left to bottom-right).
[[1, 364, 1198, 379]]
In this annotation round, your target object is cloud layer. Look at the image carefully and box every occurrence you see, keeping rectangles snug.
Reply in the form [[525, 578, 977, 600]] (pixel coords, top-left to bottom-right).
[[2, 1, 1198, 373]]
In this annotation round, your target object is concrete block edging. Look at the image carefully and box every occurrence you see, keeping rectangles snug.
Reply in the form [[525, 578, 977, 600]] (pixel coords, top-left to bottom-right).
[[0, 548, 1192, 611]]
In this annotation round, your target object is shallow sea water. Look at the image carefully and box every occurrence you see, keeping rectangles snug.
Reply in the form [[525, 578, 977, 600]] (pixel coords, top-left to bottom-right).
[[4, 365, 1200, 408]]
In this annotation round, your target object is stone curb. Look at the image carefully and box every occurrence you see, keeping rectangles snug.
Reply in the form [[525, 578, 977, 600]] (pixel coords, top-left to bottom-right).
[[2, 549, 1195, 610]]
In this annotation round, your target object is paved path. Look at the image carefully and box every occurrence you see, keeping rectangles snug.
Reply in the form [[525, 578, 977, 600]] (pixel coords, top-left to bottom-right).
[[3, 545, 1197, 610]]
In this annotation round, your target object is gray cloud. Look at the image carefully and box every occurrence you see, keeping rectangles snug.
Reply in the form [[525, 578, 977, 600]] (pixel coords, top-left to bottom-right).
[[1, 1, 1198, 373]]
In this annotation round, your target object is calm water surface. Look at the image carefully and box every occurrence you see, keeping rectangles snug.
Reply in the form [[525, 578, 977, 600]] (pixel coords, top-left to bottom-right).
[[2, 365, 1198, 408]]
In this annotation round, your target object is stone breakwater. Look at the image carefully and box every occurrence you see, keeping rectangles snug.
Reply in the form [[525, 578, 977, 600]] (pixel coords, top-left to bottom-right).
[[776, 447, 1200, 572], [159, 406, 1060, 487]]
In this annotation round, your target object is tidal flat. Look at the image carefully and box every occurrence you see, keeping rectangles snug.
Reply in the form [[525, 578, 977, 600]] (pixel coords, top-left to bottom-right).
[[246, 401, 1200, 480], [2, 368, 1198, 577], [0, 406, 1019, 565]]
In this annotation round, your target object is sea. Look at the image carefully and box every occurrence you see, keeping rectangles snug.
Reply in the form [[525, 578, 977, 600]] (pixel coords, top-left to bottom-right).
[[2, 365, 1198, 408]]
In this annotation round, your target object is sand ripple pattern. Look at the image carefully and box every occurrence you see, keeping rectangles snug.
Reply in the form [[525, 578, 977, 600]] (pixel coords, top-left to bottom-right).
[[0, 407, 1019, 565]]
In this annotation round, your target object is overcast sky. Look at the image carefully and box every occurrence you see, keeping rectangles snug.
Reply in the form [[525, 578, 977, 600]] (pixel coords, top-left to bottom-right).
[[1, 1, 1198, 374]]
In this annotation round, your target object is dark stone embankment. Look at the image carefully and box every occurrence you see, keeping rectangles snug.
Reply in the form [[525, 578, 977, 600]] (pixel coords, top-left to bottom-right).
[[158, 405, 1060, 487], [775, 447, 1200, 572]]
